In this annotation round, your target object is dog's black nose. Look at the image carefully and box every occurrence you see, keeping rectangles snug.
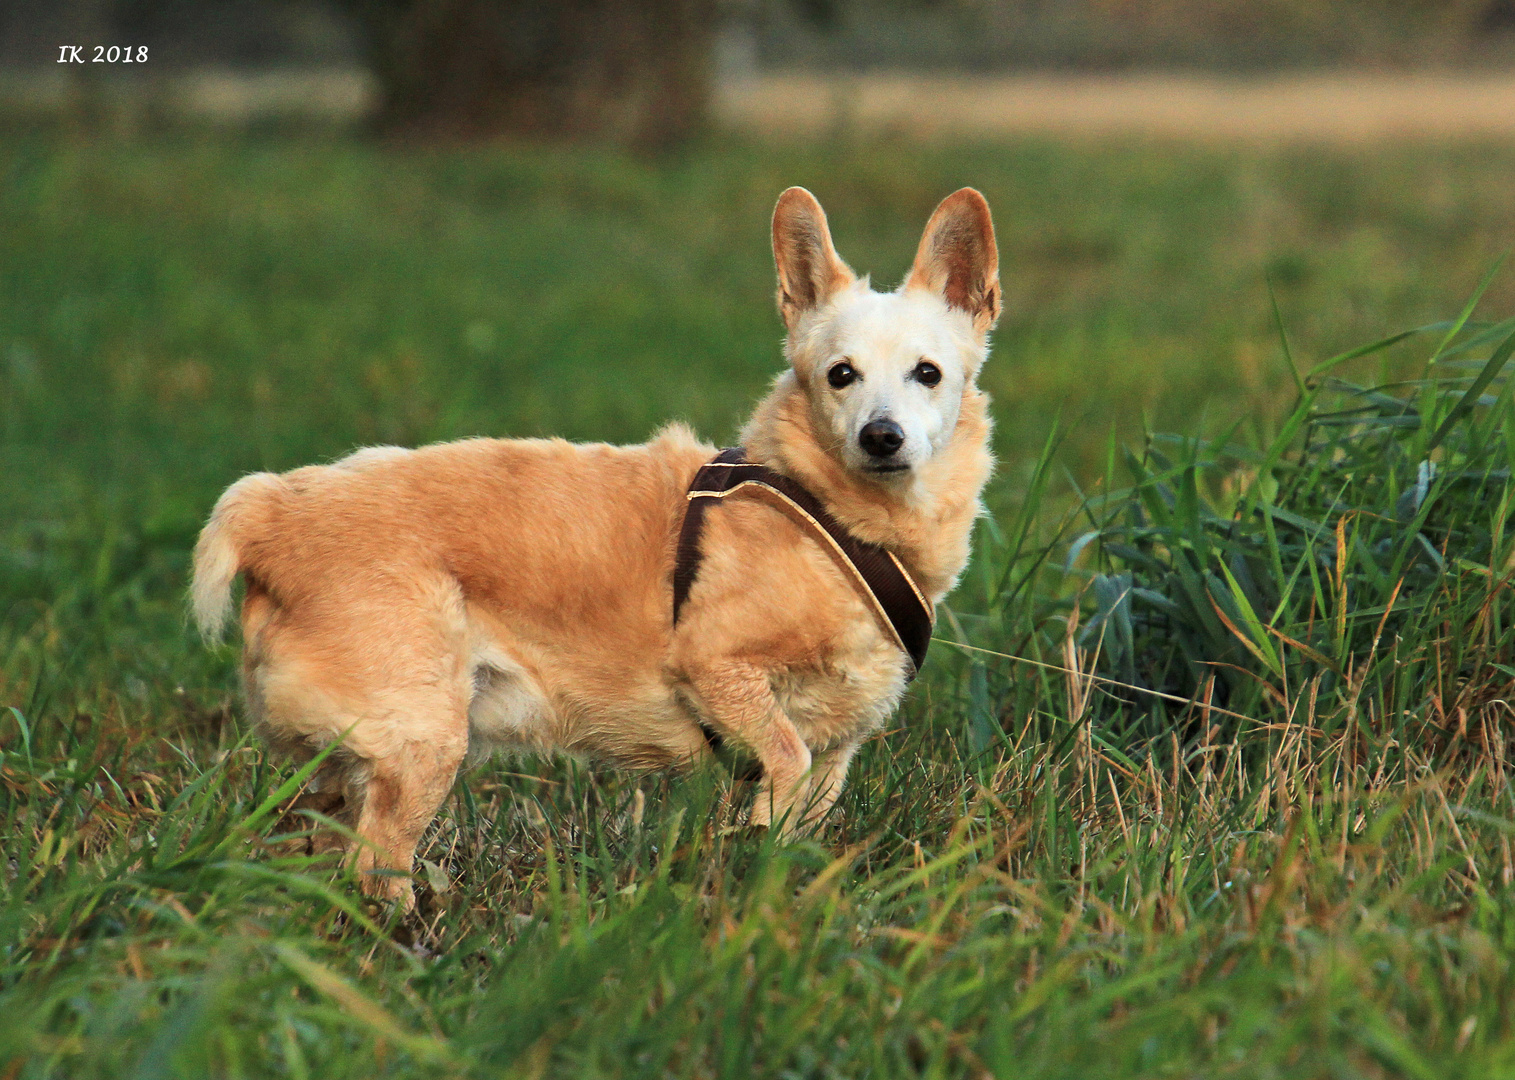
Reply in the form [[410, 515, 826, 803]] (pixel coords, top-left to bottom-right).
[[859, 419, 905, 458]]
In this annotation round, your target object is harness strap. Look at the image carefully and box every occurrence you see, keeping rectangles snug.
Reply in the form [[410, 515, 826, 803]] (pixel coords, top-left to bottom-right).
[[672, 448, 934, 680]]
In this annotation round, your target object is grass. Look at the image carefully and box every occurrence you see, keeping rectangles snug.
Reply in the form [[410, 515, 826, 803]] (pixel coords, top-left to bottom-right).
[[5, 129, 1515, 1077]]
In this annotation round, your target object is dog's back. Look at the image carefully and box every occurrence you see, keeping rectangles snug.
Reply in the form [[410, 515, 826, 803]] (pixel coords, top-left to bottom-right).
[[196, 429, 710, 645]]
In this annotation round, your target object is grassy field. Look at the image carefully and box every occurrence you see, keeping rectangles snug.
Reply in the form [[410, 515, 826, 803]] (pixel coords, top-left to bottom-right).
[[4, 130, 1515, 1077]]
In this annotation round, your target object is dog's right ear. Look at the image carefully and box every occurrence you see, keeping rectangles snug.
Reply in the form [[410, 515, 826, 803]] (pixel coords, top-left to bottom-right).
[[772, 187, 856, 331], [904, 188, 1000, 336]]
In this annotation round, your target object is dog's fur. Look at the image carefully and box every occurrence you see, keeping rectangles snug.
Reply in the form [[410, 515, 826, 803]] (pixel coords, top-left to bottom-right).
[[192, 187, 1000, 906]]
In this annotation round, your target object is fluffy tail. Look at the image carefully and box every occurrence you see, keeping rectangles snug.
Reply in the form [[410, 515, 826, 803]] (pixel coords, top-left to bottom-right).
[[191, 472, 281, 641]]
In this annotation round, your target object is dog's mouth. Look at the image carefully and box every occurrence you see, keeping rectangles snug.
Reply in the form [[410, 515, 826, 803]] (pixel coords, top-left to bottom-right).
[[864, 463, 911, 475]]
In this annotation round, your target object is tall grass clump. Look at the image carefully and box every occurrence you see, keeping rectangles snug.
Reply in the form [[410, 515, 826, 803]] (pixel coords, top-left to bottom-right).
[[1091, 289, 1515, 747], [953, 270, 1515, 759]]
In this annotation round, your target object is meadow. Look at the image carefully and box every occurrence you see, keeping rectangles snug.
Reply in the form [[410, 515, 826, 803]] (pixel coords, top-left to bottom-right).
[[4, 128, 1515, 1077]]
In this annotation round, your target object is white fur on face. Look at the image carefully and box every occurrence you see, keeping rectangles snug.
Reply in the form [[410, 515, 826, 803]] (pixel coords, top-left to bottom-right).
[[788, 281, 987, 479]]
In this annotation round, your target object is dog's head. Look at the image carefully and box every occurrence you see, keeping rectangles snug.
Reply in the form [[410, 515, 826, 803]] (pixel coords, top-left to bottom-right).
[[772, 187, 999, 481]]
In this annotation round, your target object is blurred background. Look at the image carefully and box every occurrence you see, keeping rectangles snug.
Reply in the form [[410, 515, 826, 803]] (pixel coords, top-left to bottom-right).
[[3, 0, 1515, 686], [7, 2, 1515, 135], [6, 1, 1515, 135]]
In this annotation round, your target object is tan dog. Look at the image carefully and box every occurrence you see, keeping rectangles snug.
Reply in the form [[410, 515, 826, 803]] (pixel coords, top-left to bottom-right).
[[192, 187, 999, 906]]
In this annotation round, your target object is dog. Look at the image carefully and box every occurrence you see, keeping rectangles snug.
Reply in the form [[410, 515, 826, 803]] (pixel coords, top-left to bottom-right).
[[191, 187, 1000, 907]]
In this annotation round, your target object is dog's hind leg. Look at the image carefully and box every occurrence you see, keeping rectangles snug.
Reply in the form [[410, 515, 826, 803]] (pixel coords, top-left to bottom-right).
[[248, 665, 469, 906], [242, 570, 475, 908], [352, 699, 470, 909], [350, 725, 468, 909]]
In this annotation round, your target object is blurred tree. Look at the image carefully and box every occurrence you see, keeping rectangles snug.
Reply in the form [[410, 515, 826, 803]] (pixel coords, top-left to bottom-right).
[[340, 0, 717, 146], [1484, 0, 1515, 32]]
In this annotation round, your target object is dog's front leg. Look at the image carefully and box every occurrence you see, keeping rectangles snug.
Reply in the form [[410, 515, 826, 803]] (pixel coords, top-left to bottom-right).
[[684, 661, 811, 831], [796, 740, 858, 827]]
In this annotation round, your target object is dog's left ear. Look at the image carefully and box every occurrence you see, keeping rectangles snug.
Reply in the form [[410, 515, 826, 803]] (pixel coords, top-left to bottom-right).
[[904, 188, 1000, 336]]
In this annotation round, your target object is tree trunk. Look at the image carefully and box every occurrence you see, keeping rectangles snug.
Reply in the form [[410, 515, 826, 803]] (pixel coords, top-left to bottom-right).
[[343, 0, 717, 147]]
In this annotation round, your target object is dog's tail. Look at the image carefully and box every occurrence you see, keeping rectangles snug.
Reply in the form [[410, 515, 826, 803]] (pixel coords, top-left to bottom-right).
[[191, 471, 282, 642]]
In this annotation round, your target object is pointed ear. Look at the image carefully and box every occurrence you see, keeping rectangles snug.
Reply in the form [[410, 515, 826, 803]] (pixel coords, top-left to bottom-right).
[[772, 187, 856, 331], [904, 188, 1000, 335]]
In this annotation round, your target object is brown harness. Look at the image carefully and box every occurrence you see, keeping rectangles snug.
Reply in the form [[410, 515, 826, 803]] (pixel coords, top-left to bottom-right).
[[672, 449, 935, 778], [673, 448, 935, 675]]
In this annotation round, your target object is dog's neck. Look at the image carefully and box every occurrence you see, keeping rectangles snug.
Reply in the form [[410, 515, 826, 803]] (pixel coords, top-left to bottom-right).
[[739, 372, 993, 604]]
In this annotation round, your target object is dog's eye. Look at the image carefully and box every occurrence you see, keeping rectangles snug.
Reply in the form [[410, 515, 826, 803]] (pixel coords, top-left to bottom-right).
[[827, 361, 857, 389], [913, 361, 942, 388]]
